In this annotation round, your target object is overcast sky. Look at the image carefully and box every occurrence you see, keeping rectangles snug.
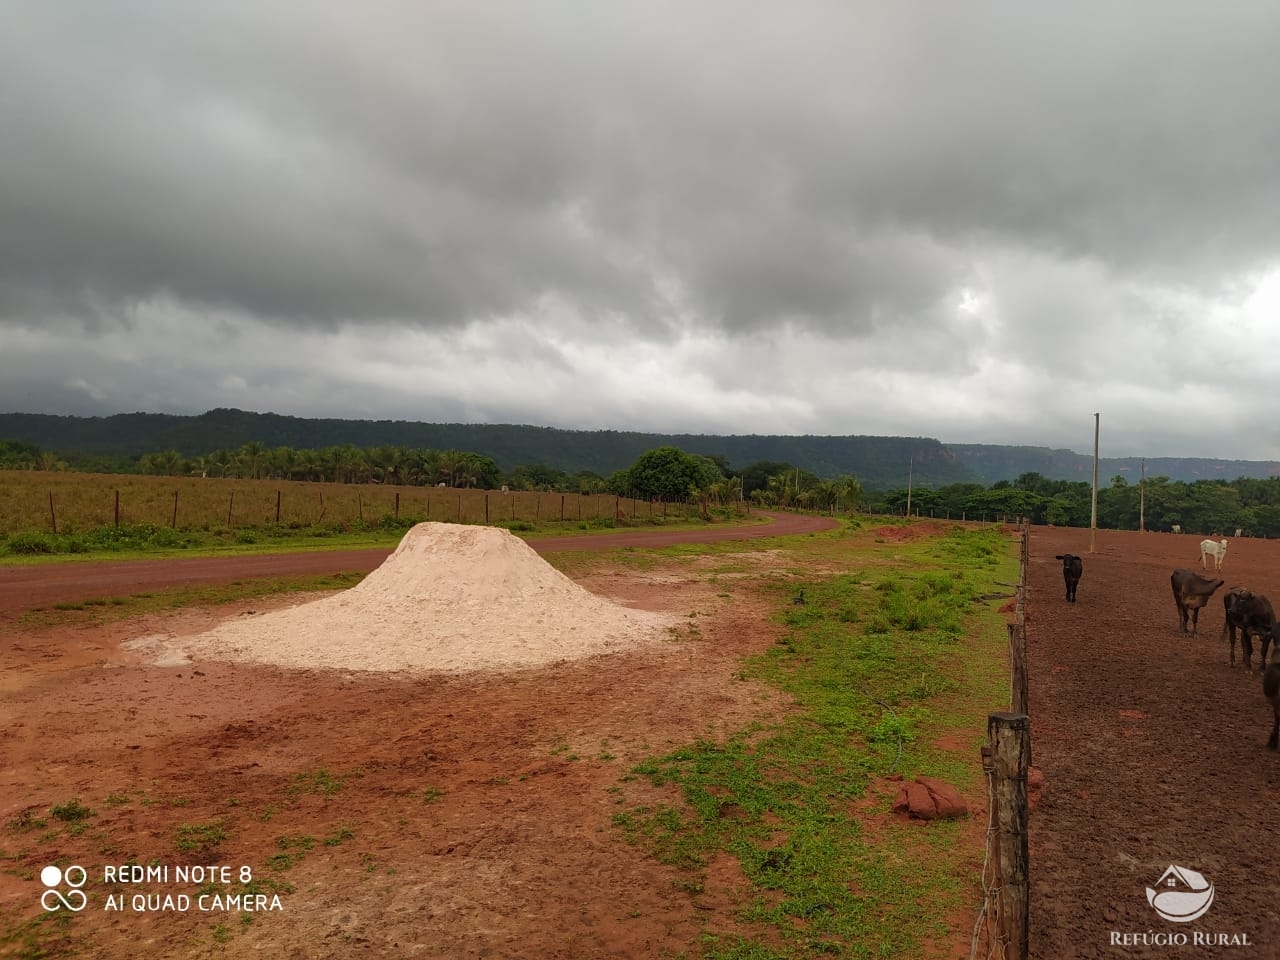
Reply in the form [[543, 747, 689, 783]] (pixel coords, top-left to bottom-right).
[[4, 2, 1280, 460]]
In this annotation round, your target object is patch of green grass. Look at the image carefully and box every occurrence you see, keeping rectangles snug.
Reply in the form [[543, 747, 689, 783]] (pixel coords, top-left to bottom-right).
[[7, 809, 48, 833], [50, 799, 95, 823], [612, 524, 1016, 958], [175, 821, 228, 857], [289, 768, 352, 798], [267, 835, 316, 871], [323, 826, 356, 847]]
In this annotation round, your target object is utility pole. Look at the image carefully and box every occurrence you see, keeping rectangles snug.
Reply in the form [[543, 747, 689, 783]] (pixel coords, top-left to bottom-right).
[[906, 456, 914, 518], [1139, 458, 1145, 534], [1090, 413, 1100, 553]]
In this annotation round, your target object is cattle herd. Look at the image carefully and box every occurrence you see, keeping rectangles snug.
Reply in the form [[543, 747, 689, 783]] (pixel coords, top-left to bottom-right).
[[1052, 544, 1280, 751]]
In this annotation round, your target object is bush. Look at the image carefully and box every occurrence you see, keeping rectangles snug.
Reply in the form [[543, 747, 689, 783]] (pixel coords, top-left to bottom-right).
[[5, 532, 57, 555]]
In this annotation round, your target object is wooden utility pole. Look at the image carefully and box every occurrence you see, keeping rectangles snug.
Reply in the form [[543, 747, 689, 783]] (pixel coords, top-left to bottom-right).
[[1090, 413, 1100, 553], [906, 457, 914, 518], [1139, 458, 1145, 534]]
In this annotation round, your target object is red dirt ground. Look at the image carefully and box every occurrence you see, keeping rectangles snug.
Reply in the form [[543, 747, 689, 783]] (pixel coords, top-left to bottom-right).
[[9, 512, 960, 960], [1027, 527, 1280, 958]]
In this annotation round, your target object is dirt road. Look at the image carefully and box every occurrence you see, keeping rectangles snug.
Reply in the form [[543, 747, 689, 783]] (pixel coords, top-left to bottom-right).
[[0, 511, 837, 613]]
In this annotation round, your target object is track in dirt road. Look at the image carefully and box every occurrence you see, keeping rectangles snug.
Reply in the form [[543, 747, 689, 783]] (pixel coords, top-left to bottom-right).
[[1027, 526, 1280, 958], [0, 511, 837, 614]]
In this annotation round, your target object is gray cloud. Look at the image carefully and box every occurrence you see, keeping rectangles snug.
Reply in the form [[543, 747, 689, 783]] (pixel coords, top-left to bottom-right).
[[4, 2, 1280, 459]]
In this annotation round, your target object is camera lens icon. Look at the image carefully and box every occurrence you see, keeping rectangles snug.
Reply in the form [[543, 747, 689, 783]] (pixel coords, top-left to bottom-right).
[[41, 865, 88, 912]]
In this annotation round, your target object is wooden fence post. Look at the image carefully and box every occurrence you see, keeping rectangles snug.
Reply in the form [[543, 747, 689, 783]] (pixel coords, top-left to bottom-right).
[[171, 490, 179, 529], [485, 493, 489, 524], [985, 712, 1031, 960], [228, 492, 235, 526], [114, 489, 120, 528], [395, 491, 400, 519], [1008, 622, 1028, 716], [275, 489, 282, 524], [48, 492, 57, 534]]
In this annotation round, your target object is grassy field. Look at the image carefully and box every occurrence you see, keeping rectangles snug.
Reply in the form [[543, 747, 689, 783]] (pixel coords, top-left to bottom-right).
[[607, 520, 1014, 958], [0, 470, 717, 559]]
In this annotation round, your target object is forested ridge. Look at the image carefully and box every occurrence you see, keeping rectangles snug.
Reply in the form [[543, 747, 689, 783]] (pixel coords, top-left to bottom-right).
[[3, 408, 1278, 489]]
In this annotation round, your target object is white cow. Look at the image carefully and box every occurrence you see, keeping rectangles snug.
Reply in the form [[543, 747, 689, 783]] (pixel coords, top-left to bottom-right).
[[1171, 524, 1182, 534], [1235, 528, 1244, 538], [1200, 538, 1229, 571]]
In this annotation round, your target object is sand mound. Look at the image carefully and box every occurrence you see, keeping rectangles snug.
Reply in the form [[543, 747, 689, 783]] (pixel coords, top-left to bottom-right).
[[178, 522, 676, 673]]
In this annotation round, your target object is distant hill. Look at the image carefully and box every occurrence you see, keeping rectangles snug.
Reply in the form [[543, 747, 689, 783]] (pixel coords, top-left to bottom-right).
[[3, 410, 1279, 489], [949, 444, 1280, 485]]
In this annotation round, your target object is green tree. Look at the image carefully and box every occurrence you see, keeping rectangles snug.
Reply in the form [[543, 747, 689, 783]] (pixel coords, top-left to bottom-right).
[[624, 446, 724, 501]]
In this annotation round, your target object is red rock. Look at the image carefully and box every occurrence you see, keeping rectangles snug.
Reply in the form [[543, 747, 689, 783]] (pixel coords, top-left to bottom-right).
[[892, 777, 969, 821], [917, 776, 969, 819]]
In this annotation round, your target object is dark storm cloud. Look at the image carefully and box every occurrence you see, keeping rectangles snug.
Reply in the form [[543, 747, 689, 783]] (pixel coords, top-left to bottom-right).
[[4, 2, 1280, 457]]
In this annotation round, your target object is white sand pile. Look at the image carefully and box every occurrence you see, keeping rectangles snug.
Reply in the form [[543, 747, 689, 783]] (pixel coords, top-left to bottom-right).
[[178, 522, 676, 673]]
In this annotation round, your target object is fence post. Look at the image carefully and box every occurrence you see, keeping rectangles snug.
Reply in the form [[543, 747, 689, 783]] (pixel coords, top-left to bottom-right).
[[485, 493, 489, 524], [48, 492, 57, 534], [171, 490, 179, 529], [395, 491, 400, 519], [228, 492, 235, 526], [275, 489, 282, 524], [1008, 622, 1029, 715], [985, 712, 1031, 960], [114, 489, 120, 528]]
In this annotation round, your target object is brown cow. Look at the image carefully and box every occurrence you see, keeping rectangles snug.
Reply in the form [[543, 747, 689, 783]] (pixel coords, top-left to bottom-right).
[[1171, 569, 1225, 637], [1222, 588, 1276, 670], [1264, 662, 1280, 750]]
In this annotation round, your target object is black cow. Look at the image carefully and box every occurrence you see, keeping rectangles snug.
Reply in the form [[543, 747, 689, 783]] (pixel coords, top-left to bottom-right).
[[1171, 569, 1225, 636], [1222, 587, 1276, 670], [1054, 554, 1083, 603], [1264, 662, 1280, 749]]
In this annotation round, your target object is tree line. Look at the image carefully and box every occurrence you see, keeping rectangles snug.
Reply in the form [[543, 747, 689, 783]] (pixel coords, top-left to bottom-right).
[[7, 437, 1280, 534], [875, 471, 1280, 537]]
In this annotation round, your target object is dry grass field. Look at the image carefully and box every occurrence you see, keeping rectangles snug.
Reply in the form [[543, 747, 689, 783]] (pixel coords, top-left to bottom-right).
[[0, 470, 684, 539]]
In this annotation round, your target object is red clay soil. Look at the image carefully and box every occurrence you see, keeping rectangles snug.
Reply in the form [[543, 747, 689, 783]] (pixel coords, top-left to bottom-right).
[[0, 511, 836, 615], [0, 511, 867, 960], [1027, 527, 1280, 958]]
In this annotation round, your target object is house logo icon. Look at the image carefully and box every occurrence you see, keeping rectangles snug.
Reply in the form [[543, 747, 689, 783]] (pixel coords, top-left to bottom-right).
[[1145, 865, 1214, 923]]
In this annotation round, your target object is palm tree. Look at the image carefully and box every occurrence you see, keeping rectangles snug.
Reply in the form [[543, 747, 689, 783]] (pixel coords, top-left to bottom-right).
[[239, 441, 268, 480], [839, 475, 864, 514], [436, 450, 466, 488], [272, 446, 299, 481], [294, 448, 323, 482], [813, 480, 840, 515], [157, 449, 184, 476], [208, 449, 233, 478]]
